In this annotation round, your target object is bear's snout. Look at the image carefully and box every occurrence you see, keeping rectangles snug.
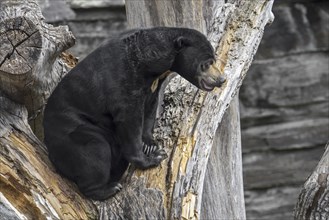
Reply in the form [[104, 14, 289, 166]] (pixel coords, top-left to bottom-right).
[[198, 62, 226, 91]]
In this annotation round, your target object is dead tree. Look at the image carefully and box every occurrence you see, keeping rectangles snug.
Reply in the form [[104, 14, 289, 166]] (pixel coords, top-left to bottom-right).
[[294, 142, 329, 220], [0, 0, 274, 219], [0, 0, 96, 219]]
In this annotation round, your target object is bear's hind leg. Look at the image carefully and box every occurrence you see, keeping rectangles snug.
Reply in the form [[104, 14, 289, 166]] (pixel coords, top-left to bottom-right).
[[110, 158, 129, 183], [81, 181, 123, 201], [83, 158, 128, 200], [74, 143, 123, 200], [68, 125, 123, 200]]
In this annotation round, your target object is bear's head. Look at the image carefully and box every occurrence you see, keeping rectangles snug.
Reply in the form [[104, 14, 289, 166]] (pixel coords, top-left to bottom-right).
[[171, 30, 226, 91]]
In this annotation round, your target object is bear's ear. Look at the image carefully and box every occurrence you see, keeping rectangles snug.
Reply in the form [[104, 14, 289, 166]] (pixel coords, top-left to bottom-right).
[[174, 36, 189, 51]]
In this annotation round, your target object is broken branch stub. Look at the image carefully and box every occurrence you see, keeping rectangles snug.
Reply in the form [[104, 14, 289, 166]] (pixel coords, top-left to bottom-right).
[[0, 0, 75, 138]]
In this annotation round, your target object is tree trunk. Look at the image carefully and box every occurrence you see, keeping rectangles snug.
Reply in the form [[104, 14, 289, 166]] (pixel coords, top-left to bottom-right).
[[201, 95, 245, 219], [0, 0, 274, 219], [294, 142, 329, 220], [96, 0, 273, 219]]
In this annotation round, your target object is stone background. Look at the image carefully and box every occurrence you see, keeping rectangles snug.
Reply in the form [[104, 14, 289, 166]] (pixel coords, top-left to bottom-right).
[[40, 0, 329, 219], [241, 1, 328, 219]]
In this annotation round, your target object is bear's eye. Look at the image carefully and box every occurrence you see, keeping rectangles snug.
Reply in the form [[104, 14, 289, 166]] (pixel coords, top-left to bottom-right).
[[201, 62, 210, 71]]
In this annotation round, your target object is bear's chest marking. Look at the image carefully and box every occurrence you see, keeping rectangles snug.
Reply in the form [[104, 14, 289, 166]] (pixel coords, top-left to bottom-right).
[[151, 70, 172, 93]]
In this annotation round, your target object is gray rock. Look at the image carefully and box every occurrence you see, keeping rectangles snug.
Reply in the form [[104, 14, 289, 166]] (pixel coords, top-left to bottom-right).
[[240, 101, 329, 129], [243, 145, 325, 189], [241, 1, 328, 219], [240, 52, 329, 127], [244, 186, 301, 220], [67, 18, 127, 58], [39, 0, 75, 22], [256, 1, 329, 59], [242, 53, 328, 108], [242, 118, 329, 152], [56, 7, 128, 59]]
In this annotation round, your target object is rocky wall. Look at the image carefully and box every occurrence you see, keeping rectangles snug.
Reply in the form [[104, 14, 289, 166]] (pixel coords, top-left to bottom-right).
[[240, 1, 329, 219]]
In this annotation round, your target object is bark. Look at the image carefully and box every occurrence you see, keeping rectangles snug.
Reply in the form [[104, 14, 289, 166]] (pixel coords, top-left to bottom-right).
[[201, 95, 245, 219], [0, 0, 274, 219], [294, 142, 329, 220]]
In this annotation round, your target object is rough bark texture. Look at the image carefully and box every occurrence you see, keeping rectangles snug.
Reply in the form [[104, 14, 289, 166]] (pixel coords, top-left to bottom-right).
[[294, 142, 329, 220], [0, 0, 97, 219], [0, 0, 274, 219]]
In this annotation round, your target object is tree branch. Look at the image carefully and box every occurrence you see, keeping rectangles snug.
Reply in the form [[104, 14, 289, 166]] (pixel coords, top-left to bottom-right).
[[294, 142, 329, 220]]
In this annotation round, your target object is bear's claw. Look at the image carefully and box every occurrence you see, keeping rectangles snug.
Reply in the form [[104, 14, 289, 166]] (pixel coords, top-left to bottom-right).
[[108, 182, 123, 194], [152, 149, 168, 161], [114, 183, 123, 191], [142, 141, 159, 156]]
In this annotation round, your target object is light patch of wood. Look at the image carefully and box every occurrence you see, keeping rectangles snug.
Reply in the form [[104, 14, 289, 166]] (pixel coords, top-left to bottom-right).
[[181, 191, 198, 220], [151, 70, 172, 93], [216, 23, 238, 73], [175, 136, 197, 175], [135, 164, 167, 191], [60, 51, 78, 68], [0, 170, 43, 219], [151, 79, 159, 93], [0, 131, 96, 219], [1, 139, 49, 219]]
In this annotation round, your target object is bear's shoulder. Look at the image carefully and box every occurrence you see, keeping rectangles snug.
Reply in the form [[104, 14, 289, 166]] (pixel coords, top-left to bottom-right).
[[121, 29, 145, 44]]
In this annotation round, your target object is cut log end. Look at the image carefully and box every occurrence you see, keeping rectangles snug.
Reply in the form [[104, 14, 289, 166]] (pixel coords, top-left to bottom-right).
[[0, 17, 42, 75]]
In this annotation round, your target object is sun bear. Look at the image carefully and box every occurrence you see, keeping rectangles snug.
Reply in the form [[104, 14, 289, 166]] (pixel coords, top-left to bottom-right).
[[43, 27, 226, 200]]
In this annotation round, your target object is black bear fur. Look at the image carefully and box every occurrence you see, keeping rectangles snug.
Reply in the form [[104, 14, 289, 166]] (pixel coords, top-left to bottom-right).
[[43, 27, 225, 200]]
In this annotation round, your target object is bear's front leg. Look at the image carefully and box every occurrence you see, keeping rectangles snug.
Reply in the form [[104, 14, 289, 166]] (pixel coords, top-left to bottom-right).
[[143, 91, 160, 156], [115, 104, 167, 169]]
